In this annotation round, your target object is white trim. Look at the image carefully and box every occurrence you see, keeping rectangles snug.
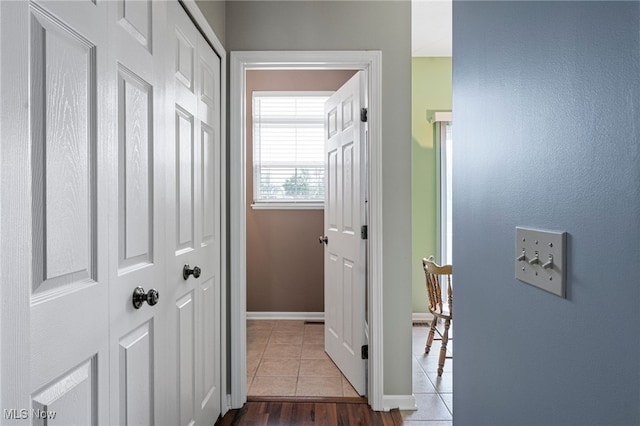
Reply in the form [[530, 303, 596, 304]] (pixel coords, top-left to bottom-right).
[[247, 312, 325, 321], [433, 111, 452, 122], [366, 51, 384, 413], [383, 395, 418, 412], [253, 90, 334, 98], [412, 312, 434, 322], [230, 50, 384, 411], [427, 109, 452, 124], [219, 61, 229, 416], [179, 0, 228, 416], [250, 202, 323, 210], [230, 52, 247, 410], [179, 0, 225, 56]]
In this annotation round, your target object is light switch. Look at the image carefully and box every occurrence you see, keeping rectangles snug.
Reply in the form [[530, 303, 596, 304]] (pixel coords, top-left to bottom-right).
[[515, 227, 566, 298]]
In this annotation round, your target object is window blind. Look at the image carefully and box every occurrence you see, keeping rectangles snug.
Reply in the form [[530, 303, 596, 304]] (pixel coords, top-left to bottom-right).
[[253, 92, 331, 205]]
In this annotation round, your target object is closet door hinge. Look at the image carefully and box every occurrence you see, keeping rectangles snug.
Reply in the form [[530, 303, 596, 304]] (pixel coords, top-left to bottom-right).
[[361, 345, 369, 360], [360, 107, 368, 123]]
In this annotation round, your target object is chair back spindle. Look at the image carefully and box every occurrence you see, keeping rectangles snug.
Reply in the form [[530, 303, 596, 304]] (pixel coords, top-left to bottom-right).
[[422, 256, 453, 377], [422, 256, 452, 316], [446, 274, 452, 315]]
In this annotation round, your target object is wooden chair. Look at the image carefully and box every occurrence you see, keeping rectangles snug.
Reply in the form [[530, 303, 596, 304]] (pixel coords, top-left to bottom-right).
[[422, 256, 453, 376]]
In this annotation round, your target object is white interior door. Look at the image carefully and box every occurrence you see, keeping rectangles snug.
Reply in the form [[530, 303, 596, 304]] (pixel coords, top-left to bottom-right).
[[323, 71, 367, 395], [164, 2, 222, 425], [107, 1, 170, 425], [0, 1, 111, 423]]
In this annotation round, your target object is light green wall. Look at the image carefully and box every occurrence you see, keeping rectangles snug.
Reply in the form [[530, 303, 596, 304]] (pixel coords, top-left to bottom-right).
[[411, 57, 452, 313]]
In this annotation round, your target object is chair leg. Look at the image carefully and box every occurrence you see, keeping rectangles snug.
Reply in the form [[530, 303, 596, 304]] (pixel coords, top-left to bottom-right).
[[437, 318, 451, 377], [425, 317, 438, 354]]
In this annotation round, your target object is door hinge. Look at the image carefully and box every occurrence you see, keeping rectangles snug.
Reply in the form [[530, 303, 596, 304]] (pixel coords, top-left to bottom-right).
[[360, 107, 368, 123], [360, 225, 368, 240], [361, 344, 369, 360]]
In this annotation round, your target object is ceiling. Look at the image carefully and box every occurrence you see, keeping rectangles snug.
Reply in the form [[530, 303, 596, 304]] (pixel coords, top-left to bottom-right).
[[412, 0, 452, 57]]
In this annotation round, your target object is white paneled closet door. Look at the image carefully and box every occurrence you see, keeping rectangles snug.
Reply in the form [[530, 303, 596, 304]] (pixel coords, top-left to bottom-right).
[[0, 1, 222, 425], [107, 1, 170, 425], [164, 2, 222, 425], [1, 1, 111, 424]]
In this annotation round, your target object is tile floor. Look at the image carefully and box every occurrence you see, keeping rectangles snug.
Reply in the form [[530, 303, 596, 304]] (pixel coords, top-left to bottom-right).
[[401, 321, 453, 425], [245, 319, 453, 424], [246, 320, 360, 397]]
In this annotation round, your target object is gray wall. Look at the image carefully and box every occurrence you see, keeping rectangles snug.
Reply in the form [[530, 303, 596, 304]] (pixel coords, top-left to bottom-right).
[[453, 2, 640, 425], [195, 0, 225, 47], [226, 1, 413, 397]]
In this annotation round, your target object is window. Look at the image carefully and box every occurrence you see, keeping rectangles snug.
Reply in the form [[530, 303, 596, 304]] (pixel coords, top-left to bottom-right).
[[440, 121, 453, 265], [252, 92, 332, 209], [431, 111, 452, 264]]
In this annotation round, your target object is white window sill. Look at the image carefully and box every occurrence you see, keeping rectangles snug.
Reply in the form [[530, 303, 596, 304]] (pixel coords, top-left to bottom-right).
[[251, 202, 324, 210]]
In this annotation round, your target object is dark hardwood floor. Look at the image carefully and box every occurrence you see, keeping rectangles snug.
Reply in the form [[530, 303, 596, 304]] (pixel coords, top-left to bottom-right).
[[215, 400, 404, 426]]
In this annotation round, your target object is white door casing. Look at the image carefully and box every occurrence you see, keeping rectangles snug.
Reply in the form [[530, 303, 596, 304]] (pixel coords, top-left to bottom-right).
[[0, 1, 224, 424], [324, 71, 367, 395], [229, 51, 383, 411], [164, 2, 222, 425]]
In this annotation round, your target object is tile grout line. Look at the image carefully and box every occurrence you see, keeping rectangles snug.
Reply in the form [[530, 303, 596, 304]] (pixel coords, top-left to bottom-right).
[[407, 326, 453, 423], [295, 330, 301, 396], [248, 320, 368, 398]]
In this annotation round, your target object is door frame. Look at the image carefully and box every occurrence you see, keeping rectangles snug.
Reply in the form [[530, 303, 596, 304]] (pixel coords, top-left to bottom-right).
[[230, 51, 384, 411]]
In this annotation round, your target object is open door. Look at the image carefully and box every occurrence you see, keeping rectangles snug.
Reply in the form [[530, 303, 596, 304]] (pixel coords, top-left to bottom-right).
[[323, 71, 367, 395]]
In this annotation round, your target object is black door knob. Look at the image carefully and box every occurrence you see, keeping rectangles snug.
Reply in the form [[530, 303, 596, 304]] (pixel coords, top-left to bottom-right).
[[132, 287, 160, 309], [183, 264, 202, 280], [318, 236, 328, 245]]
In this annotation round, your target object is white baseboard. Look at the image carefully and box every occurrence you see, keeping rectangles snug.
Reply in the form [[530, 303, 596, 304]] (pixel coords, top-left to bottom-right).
[[246, 312, 325, 321], [383, 394, 417, 411], [412, 312, 434, 322]]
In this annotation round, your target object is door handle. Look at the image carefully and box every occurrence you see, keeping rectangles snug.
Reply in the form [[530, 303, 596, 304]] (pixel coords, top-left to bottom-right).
[[132, 287, 159, 309], [183, 264, 202, 280], [318, 236, 328, 245]]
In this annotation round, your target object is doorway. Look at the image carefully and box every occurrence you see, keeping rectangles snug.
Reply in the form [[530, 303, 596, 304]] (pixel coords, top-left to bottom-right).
[[244, 70, 357, 398], [229, 51, 385, 410], [244, 71, 353, 319]]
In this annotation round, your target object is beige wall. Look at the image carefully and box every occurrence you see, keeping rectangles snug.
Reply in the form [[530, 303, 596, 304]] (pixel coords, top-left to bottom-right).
[[246, 70, 356, 312]]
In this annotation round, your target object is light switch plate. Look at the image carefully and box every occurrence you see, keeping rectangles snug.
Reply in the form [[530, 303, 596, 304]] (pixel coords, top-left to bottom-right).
[[515, 227, 566, 298]]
